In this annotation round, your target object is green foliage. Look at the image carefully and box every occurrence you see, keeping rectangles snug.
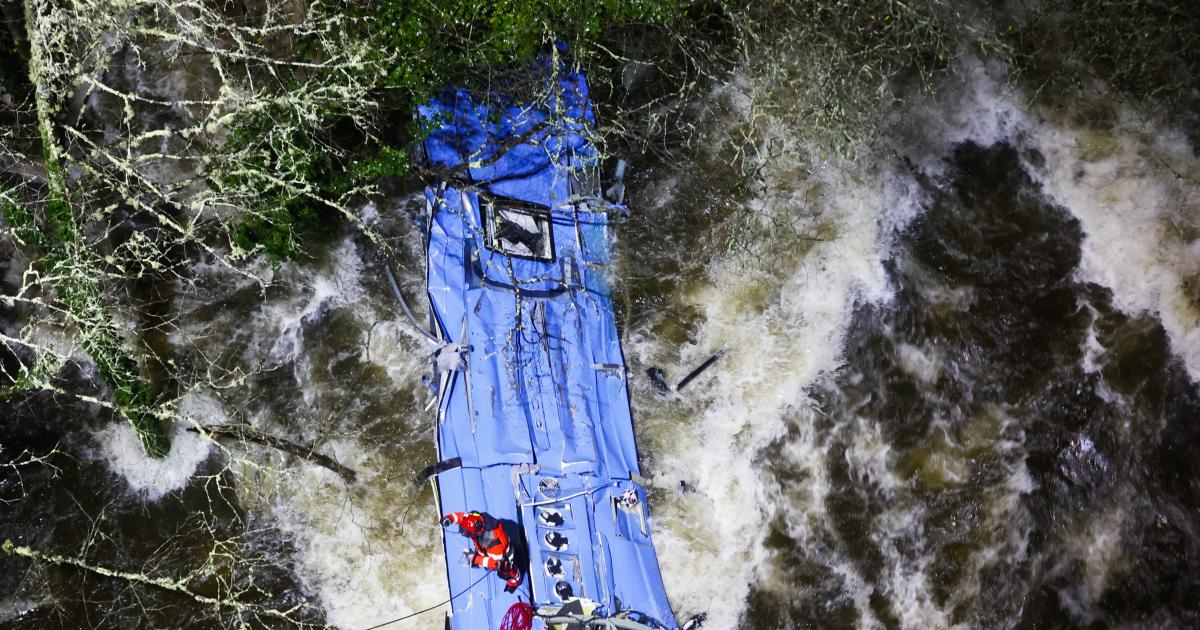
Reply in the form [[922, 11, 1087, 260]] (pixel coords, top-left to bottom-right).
[[218, 96, 359, 262], [349, 145, 410, 182], [58, 275, 170, 458], [222, 0, 691, 262], [360, 0, 691, 95], [230, 201, 337, 263], [221, 106, 416, 262], [2, 196, 170, 457], [2, 198, 48, 251]]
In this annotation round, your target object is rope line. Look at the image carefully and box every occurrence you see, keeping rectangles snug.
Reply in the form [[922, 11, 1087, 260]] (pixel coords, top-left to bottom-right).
[[520, 482, 620, 508], [361, 572, 489, 630]]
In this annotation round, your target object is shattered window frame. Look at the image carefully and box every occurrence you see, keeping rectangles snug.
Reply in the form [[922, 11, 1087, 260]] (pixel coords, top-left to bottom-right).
[[480, 195, 556, 262]]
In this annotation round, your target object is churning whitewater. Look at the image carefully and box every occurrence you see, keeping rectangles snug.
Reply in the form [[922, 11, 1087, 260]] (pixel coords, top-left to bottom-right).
[[4, 8, 1191, 623], [73, 52, 1199, 629], [616, 56, 1199, 629]]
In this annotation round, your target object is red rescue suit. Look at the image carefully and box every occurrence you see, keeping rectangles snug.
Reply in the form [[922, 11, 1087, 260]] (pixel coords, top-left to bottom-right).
[[442, 511, 523, 591]]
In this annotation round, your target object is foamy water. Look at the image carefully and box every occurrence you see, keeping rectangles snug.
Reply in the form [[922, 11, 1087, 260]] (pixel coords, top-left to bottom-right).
[[76, 50, 1198, 630], [90, 417, 214, 501], [627, 55, 1196, 629], [900, 58, 1199, 384], [92, 216, 447, 627], [240, 228, 448, 629], [629, 79, 900, 626], [1029, 106, 1200, 383]]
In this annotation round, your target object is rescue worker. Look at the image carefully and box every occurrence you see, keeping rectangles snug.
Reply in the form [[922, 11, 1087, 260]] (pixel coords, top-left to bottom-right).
[[441, 511, 523, 592]]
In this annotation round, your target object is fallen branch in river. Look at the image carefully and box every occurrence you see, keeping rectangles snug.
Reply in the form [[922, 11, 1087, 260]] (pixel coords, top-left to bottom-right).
[[188, 424, 356, 483], [1, 539, 321, 626]]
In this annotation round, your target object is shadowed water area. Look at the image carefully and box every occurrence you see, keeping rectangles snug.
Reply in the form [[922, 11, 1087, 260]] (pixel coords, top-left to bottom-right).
[[743, 143, 1200, 627], [0, 382, 326, 627]]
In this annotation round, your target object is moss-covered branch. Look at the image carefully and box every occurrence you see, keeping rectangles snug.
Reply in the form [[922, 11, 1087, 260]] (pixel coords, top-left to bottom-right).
[[1, 539, 320, 626], [7, 0, 169, 456]]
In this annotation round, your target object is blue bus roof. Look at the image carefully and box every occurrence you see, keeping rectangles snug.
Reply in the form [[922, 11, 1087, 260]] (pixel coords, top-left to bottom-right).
[[419, 65, 679, 629]]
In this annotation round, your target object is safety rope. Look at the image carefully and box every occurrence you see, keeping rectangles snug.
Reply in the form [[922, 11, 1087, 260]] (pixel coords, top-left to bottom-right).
[[519, 482, 620, 508], [360, 572, 488, 630], [499, 601, 534, 630]]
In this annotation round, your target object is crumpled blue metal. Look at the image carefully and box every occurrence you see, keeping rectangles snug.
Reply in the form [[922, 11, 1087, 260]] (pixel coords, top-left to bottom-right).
[[420, 63, 679, 630]]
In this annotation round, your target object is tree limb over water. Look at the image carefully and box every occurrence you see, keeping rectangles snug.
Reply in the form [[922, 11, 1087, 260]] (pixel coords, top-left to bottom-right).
[[188, 424, 357, 484], [1, 539, 323, 627]]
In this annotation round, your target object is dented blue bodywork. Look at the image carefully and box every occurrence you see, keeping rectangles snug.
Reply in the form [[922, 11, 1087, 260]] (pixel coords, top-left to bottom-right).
[[419, 66, 678, 629]]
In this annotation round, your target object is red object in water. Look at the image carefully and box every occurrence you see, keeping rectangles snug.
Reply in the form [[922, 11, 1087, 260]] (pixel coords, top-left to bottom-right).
[[500, 602, 534, 630]]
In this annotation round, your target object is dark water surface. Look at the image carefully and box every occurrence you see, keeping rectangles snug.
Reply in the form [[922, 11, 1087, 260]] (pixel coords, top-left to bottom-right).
[[743, 143, 1200, 628]]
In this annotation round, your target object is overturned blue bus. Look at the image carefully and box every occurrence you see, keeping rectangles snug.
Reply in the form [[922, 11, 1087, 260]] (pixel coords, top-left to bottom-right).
[[414, 61, 685, 630]]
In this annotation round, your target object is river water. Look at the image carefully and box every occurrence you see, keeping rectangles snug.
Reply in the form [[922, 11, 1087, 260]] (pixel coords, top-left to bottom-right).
[[3, 29, 1199, 630]]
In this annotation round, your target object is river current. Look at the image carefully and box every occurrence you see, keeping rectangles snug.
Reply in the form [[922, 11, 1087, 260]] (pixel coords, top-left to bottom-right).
[[2, 41, 1198, 630]]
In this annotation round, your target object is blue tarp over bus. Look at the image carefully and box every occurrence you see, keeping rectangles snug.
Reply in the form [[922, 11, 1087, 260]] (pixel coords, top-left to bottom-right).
[[419, 64, 679, 629]]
